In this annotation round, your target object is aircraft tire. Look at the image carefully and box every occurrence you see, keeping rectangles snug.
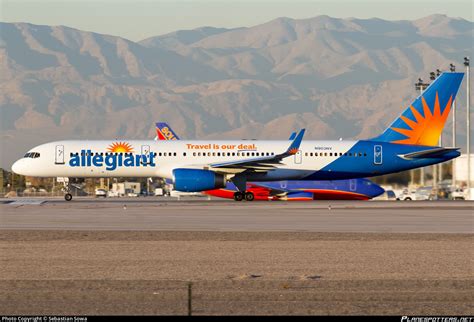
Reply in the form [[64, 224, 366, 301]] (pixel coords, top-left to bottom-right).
[[233, 192, 244, 201], [244, 192, 255, 201], [65, 193, 73, 201]]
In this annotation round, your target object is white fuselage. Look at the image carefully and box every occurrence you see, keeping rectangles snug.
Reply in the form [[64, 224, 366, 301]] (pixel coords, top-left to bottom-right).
[[12, 139, 359, 180]]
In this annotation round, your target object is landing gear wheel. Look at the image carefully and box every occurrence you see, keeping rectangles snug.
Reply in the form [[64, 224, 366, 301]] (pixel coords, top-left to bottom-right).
[[65, 193, 73, 201], [233, 191, 244, 201], [244, 192, 255, 201]]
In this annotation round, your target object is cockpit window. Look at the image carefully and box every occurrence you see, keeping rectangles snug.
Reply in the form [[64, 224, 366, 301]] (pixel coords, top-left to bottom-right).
[[24, 152, 40, 158]]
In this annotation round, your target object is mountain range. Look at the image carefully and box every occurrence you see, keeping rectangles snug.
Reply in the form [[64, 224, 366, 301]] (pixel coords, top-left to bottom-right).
[[0, 14, 472, 169]]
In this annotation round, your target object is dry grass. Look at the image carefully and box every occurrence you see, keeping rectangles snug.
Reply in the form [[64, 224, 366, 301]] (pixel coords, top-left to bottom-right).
[[1, 231, 472, 315]]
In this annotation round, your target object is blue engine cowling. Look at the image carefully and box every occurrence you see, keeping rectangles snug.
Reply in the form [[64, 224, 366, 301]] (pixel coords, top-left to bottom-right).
[[173, 168, 226, 192]]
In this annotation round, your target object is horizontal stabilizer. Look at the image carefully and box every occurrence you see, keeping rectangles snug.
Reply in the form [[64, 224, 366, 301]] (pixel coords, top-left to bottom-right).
[[399, 147, 459, 160]]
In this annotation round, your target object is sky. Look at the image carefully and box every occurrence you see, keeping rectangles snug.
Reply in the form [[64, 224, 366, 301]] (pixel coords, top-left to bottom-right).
[[1, 0, 473, 41]]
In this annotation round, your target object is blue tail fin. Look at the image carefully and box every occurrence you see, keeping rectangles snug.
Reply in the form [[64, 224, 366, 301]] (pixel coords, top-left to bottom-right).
[[155, 122, 180, 140], [374, 72, 464, 146]]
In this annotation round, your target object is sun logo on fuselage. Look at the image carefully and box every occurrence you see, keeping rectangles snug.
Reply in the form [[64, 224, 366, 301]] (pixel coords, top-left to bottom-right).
[[107, 142, 134, 153], [391, 92, 453, 146]]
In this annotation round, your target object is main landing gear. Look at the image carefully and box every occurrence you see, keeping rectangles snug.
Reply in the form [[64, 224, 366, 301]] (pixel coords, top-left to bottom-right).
[[233, 191, 255, 202]]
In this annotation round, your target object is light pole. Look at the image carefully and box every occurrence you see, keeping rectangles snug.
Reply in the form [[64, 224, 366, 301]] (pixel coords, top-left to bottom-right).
[[430, 72, 437, 190], [465, 57, 471, 197], [450, 63, 456, 187], [415, 78, 430, 186], [436, 69, 444, 184]]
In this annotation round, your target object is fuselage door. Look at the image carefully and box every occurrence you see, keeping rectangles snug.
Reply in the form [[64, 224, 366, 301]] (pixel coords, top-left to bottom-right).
[[350, 179, 357, 191], [294, 150, 302, 164], [141, 145, 150, 164], [374, 145, 383, 165], [55, 145, 64, 164]]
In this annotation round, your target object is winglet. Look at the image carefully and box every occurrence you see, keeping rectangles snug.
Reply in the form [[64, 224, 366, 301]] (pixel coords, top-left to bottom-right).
[[288, 132, 296, 140], [286, 129, 305, 155]]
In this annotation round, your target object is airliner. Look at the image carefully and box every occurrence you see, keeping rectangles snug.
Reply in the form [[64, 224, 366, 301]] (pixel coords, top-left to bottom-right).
[[204, 180, 384, 201], [155, 122, 384, 201], [12, 72, 463, 201]]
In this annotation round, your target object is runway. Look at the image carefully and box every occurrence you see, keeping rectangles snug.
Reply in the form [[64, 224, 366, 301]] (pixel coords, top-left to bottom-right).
[[1, 198, 473, 315], [1, 198, 473, 233]]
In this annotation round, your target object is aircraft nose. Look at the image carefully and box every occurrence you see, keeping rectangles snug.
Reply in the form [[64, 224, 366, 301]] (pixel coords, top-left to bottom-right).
[[12, 159, 26, 175], [372, 184, 385, 198]]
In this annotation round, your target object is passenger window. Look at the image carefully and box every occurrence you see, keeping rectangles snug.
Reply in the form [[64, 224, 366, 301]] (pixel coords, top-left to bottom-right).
[[193, 152, 196, 156], [183, 152, 187, 156], [217, 152, 221, 156], [232, 152, 235, 156], [174, 152, 177, 156]]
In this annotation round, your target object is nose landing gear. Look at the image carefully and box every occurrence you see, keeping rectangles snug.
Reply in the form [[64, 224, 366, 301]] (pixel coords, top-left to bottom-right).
[[62, 179, 73, 201]]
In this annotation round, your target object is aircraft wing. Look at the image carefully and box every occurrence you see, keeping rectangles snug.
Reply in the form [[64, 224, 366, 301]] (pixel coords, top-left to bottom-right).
[[208, 129, 305, 173]]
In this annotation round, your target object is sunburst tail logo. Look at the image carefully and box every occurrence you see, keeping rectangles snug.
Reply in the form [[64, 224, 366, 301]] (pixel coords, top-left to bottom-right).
[[107, 142, 134, 153], [373, 72, 464, 146], [390, 93, 452, 146]]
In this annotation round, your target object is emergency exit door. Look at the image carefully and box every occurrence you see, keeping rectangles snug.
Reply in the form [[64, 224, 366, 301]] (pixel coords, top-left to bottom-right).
[[374, 145, 383, 165], [294, 150, 302, 164], [350, 179, 357, 191], [141, 145, 150, 164], [55, 145, 64, 164]]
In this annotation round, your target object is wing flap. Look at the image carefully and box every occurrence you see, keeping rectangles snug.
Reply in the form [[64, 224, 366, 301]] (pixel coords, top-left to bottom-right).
[[209, 129, 305, 172]]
